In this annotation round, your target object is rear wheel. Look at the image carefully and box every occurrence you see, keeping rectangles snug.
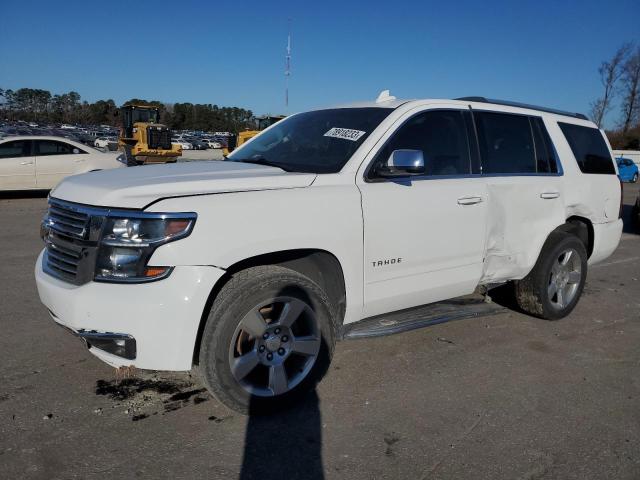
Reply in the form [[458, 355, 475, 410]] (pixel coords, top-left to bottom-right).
[[515, 232, 587, 320], [198, 265, 335, 414]]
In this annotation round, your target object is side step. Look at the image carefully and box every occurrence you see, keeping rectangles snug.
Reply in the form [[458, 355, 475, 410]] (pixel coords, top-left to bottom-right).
[[340, 294, 506, 340]]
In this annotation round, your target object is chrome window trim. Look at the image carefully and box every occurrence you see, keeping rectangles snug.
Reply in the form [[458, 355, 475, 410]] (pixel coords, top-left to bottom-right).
[[363, 106, 565, 183]]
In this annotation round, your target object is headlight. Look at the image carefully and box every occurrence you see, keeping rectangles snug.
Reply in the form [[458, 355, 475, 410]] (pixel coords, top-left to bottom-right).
[[95, 213, 196, 282]]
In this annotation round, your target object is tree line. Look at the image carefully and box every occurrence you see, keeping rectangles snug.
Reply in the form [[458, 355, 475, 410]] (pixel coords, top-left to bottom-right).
[[0, 88, 255, 133], [3, 44, 640, 146], [591, 42, 640, 149]]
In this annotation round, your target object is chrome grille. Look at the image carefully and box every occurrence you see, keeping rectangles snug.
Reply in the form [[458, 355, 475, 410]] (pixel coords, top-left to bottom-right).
[[46, 202, 90, 239], [45, 236, 82, 278], [42, 199, 106, 285]]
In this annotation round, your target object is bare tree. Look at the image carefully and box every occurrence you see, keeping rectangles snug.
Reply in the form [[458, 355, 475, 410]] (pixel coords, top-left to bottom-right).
[[619, 46, 640, 133], [590, 43, 632, 127]]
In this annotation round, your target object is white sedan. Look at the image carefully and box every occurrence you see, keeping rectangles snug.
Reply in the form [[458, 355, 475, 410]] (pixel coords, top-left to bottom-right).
[[171, 139, 193, 150], [94, 136, 117, 148], [203, 139, 222, 149], [0, 136, 127, 190]]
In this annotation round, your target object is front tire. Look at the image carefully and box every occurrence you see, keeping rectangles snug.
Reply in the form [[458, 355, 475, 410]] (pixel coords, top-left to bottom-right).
[[198, 265, 336, 414], [514, 232, 588, 320]]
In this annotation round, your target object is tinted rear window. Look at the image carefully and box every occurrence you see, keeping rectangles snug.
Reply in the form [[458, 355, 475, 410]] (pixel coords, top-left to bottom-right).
[[474, 112, 536, 174], [558, 123, 615, 174]]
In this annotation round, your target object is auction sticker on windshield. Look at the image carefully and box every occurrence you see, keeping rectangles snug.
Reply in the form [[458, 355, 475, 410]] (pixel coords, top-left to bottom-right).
[[324, 127, 366, 141]]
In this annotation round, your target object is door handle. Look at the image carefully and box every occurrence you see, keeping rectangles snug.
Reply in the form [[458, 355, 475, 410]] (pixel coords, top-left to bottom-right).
[[20, 161, 34, 165], [540, 191, 560, 199], [457, 196, 483, 205]]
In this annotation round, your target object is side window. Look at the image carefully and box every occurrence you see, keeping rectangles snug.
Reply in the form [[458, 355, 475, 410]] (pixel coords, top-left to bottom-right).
[[531, 117, 558, 173], [36, 140, 86, 156], [374, 110, 472, 177], [474, 112, 536, 174], [0, 140, 30, 159], [558, 123, 615, 174]]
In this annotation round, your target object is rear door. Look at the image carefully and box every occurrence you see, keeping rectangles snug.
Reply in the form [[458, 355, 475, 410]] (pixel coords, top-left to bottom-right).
[[472, 110, 566, 283], [0, 140, 36, 190], [34, 139, 88, 189]]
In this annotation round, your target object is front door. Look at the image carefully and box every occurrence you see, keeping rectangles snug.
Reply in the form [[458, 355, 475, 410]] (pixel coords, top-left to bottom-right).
[[358, 107, 488, 317]]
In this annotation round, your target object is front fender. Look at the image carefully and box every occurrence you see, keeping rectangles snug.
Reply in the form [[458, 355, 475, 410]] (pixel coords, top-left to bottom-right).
[[146, 185, 365, 324]]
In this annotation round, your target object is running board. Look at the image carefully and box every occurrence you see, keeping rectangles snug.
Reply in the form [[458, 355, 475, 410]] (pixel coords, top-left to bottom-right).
[[340, 295, 506, 340]]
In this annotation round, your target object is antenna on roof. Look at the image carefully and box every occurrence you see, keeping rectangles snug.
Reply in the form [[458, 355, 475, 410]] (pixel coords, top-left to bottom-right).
[[285, 19, 292, 111], [376, 89, 396, 103]]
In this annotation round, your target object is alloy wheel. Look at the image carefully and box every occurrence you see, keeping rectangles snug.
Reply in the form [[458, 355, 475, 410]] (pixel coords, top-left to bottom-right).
[[227, 296, 321, 397], [547, 248, 582, 309]]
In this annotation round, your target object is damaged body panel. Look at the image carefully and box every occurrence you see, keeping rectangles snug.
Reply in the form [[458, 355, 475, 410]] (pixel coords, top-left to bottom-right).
[[480, 177, 565, 283]]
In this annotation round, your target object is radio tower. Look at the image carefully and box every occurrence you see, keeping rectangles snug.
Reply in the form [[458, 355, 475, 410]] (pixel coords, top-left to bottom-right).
[[285, 19, 291, 110]]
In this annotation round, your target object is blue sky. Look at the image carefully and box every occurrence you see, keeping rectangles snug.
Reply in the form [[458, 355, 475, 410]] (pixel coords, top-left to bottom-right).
[[1, 0, 638, 127]]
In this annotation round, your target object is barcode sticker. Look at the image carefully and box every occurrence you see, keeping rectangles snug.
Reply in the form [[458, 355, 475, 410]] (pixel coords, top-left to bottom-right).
[[324, 127, 366, 141]]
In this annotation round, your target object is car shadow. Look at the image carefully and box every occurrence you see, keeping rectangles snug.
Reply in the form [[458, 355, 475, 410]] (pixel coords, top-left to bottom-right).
[[239, 283, 328, 480], [240, 389, 324, 480], [0, 190, 49, 200]]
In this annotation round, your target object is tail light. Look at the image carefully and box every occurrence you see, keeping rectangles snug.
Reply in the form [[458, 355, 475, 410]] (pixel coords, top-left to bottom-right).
[[619, 179, 624, 219]]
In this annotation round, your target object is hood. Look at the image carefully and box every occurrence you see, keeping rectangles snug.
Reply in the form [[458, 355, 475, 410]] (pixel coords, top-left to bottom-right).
[[51, 160, 317, 209]]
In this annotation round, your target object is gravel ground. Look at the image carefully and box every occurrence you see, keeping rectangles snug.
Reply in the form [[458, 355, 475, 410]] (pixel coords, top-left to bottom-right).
[[0, 183, 639, 480]]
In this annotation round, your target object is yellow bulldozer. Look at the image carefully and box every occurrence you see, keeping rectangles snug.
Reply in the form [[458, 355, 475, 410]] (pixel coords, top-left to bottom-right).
[[223, 114, 286, 156], [118, 104, 182, 165]]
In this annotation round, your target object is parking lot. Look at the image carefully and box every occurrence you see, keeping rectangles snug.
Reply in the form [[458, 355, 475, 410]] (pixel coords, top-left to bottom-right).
[[0, 183, 639, 480]]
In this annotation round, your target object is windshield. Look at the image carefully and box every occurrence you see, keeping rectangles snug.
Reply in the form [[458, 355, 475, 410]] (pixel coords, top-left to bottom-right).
[[227, 108, 393, 173], [132, 109, 158, 123]]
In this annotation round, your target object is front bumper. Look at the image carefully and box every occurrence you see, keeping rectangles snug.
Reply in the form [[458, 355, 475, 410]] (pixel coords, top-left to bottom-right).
[[35, 250, 225, 371]]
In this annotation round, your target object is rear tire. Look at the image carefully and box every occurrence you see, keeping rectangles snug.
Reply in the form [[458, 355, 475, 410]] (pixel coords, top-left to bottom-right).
[[514, 232, 587, 320], [198, 265, 336, 414]]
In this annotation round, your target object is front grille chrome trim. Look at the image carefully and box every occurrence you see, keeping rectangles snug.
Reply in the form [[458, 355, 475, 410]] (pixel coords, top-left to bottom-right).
[[42, 199, 108, 285]]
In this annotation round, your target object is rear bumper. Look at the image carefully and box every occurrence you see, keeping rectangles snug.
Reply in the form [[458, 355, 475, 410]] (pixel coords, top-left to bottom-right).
[[35, 249, 225, 370], [589, 219, 623, 265]]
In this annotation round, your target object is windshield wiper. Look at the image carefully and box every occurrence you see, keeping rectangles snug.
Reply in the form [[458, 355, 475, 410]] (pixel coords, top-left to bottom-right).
[[231, 156, 293, 172]]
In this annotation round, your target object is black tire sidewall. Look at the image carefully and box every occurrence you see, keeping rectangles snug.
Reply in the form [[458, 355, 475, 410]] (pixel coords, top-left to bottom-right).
[[199, 267, 335, 414], [536, 235, 588, 320]]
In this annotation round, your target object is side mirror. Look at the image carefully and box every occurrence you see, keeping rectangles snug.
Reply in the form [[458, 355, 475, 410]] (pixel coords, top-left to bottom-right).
[[377, 149, 425, 177]]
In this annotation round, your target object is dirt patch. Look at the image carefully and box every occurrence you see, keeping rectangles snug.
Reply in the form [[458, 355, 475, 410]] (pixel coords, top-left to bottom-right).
[[95, 375, 211, 421], [95, 378, 186, 401]]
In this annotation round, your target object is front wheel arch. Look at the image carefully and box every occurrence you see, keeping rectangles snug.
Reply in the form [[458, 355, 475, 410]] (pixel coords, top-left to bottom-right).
[[192, 249, 346, 366]]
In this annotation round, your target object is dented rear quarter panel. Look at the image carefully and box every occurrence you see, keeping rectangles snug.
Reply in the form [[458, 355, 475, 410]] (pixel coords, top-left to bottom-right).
[[480, 175, 565, 283]]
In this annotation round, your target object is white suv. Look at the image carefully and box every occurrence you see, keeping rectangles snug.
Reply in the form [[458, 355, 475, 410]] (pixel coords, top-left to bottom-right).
[[35, 94, 623, 413]]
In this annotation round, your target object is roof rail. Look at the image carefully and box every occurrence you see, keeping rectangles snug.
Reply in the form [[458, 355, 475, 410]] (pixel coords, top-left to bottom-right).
[[455, 96, 589, 121]]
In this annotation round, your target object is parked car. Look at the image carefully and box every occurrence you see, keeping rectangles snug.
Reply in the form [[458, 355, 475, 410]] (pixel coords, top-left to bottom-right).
[[203, 139, 222, 149], [171, 138, 193, 150], [35, 95, 622, 413], [185, 137, 208, 150], [616, 157, 638, 183], [0, 135, 126, 190], [94, 136, 117, 148]]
